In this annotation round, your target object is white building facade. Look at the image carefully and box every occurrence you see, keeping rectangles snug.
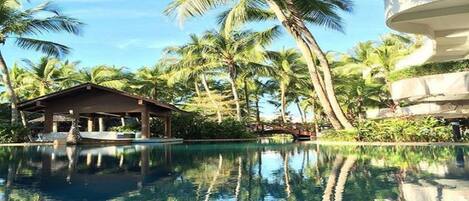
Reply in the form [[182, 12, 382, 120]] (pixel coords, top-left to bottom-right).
[[368, 0, 469, 119]]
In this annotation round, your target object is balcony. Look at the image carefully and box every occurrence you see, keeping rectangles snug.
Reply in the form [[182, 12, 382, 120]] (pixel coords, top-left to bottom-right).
[[391, 71, 469, 102], [385, 0, 469, 68]]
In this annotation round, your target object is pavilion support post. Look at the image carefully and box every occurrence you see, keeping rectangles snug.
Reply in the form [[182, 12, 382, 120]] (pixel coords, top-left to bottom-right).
[[52, 122, 58, 133], [164, 115, 172, 138], [98, 117, 104, 132], [44, 110, 53, 133], [141, 107, 150, 139], [87, 117, 94, 132]]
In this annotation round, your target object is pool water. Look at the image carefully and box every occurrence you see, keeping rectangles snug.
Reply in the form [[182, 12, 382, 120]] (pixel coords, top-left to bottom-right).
[[0, 140, 468, 201]]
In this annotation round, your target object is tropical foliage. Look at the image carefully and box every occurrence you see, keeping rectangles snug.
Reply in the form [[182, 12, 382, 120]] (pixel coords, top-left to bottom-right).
[[0, 0, 464, 142], [388, 58, 469, 82], [321, 116, 456, 142]]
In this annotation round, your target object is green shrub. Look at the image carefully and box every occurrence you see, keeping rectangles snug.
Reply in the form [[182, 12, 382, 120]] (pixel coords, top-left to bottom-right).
[[321, 129, 358, 141], [110, 122, 140, 132], [321, 117, 454, 142], [388, 59, 469, 82], [0, 123, 30, 143], [357, 117, 453, 142], [151, 113, 254, 139]]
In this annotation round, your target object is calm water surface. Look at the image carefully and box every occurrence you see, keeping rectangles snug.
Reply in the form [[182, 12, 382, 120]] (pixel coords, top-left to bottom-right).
[[0, 139, 468, 201]]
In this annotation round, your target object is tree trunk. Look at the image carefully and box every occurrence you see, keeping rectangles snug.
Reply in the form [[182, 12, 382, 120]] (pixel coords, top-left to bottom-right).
[[283, 0, 354, 129], [152, 84, 158, 100], [20, 111, 27, 127], [0, 51, 19, 123], [280, 83, 287, 124], [194, 80, 201, 97], [283, 153, 291, 199], [322, 155, 344, 201], [265, 1, 343, 129], [255, 94, 261, 125], [243, 78, 250, 121], [201, 74, 222, 123], [334, 156, 357, 201], [235, 157, 242, 200], [229, 76, 242, 121], [205, 154, 223, 201], [311, 105, 319, 134], [295, 98, 305, 124]]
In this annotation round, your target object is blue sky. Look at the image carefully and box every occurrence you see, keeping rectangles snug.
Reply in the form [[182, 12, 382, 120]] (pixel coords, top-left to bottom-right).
[[3, 0, 391, 121]]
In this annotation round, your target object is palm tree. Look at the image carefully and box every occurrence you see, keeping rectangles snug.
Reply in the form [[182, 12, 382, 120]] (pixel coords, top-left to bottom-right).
[[21, 57, 61, 97], [0, 0, 83, 123], [164, 0, 354, 129], [77, 65, 128, 90], [266, 48, 305, 124], [133, 64, 168, 100], [200, 28, 279, 121], [165, 34, 224, 122]]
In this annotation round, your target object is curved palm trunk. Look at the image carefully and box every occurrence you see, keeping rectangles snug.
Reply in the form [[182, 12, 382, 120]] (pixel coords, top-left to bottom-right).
[[194, 80, 201, 97], [284, 0, 353, 129], [228, 77, 242, 121], [0, 51, 19, 123], [322, 155, 344, 201], [205, 154, 223, 201], [334, 156, 357, 201], [201, 74, 222, 123], [280, 83, 287, 124], [266, 0, 351, 129], [295, 98, 305, 124]]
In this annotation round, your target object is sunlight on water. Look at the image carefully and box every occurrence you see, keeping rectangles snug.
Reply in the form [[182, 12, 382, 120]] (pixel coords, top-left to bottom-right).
[[0, 140, 468, 201]]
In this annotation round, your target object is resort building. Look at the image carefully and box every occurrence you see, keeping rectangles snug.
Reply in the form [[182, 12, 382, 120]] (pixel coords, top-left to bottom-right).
[[369, 0, 469, 120], [18, 83, 183, 143]]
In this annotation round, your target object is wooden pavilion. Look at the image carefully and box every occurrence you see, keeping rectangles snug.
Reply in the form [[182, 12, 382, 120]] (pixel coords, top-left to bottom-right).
[[18, 83, 182, 139]]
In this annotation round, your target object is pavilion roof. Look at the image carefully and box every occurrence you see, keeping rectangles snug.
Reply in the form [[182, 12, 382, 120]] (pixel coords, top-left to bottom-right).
[[18, 83, 184, 113]]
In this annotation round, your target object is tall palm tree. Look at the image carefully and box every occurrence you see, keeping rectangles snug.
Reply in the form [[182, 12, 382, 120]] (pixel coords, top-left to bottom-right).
[[266, 48, 305, 124], [201, 28, 279, 121], [165, 34, 224, 122], [164, 0, 354, 129], [0, 0, 83, 123]]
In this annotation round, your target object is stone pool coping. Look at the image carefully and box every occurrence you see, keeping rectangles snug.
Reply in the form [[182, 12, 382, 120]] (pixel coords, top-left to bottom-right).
[[308, 140, 469, 146], [184, 138, 258, 142], [0, 142, 53, 146]]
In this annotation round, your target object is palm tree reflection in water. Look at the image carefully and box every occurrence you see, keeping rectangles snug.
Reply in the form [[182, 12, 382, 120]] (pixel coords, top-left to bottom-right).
[[0, 143, 467, 200]]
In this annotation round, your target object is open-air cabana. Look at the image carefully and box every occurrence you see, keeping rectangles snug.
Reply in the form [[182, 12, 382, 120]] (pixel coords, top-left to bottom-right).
[[18, 83, 182, 141]]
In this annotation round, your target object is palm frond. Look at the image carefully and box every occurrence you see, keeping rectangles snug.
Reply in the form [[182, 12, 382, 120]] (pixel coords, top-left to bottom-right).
[[15, 37, 70, 57]]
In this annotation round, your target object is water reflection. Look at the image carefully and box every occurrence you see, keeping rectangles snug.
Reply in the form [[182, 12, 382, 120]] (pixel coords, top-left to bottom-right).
[[0, 141, 468, 201]]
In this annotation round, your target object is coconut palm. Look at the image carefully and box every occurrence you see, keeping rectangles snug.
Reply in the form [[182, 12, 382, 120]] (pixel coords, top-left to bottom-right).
[[0, 0, 83, 123], [133, 64, 168, 100], [164, 0, 354, 129], [77, 65, 128, 90], [266, 48, 306, 124], [165, 34, 224, 122], [200, 28, 279, 121], [21, 57, 61, 97]]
